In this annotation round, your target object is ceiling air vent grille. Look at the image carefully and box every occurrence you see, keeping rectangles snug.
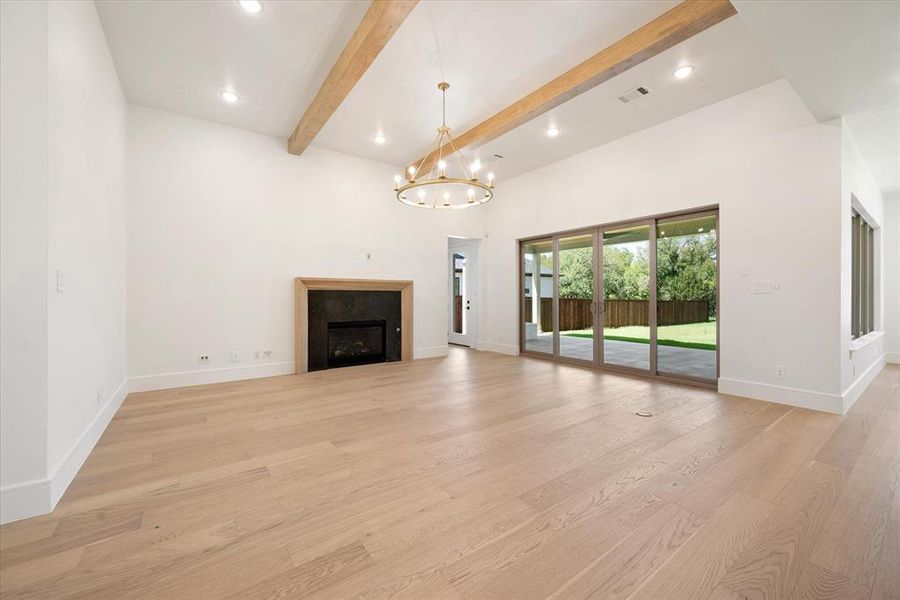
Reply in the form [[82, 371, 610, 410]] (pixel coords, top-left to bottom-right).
[[617, 86, 650, 104]]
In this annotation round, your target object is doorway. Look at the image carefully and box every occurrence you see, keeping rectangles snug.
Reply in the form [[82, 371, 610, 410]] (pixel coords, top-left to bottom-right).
[[519, 208, 718, 386], [448, 238, 479, 347]]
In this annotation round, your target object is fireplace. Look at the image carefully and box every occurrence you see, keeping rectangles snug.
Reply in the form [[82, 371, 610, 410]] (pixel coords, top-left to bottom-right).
[[305, 288, 402, 371], [295, 278, 413, 374], [327, 319, 386, 368]]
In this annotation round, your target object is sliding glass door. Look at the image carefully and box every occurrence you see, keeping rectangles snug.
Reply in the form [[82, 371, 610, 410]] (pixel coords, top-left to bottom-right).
[[655, 212, 718, 381], [599, 223, 652, 373], [557, 232, 596, 363], [519, 208, 719, 386], [521, 238, 554, 355]]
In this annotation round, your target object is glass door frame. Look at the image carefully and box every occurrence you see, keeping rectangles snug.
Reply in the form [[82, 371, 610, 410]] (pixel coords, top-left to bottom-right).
[[552, 229, 598, 368], [519, 237, 555, 357], [597, 218, 657, 377], [653, 209, 720, 385], [517, 205, 719, 389]]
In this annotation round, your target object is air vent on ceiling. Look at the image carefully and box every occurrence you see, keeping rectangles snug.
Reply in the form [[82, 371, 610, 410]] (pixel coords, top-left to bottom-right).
[[617, 86, 650, 104]]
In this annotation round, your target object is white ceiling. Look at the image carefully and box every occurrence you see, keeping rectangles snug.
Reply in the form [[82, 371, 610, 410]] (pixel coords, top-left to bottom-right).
[[97, 0, 781, 180], [95, 0, 368, 137], [734, 0, 900, 196]]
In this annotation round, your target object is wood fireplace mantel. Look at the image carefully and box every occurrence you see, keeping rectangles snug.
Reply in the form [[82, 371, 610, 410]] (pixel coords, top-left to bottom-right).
[[294, 277, 413, 374]]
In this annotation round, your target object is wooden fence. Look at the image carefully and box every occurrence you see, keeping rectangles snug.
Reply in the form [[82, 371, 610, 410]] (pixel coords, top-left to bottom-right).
[[524, 298, 709, 331]]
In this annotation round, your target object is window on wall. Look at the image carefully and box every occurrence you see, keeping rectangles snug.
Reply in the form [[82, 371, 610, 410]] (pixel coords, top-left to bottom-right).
[[851, 209, 875, 338]]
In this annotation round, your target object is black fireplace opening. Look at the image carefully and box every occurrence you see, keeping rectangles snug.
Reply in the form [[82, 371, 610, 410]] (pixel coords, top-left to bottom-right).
[[307, 289, 401, 372], [326, 320, 386, 368]]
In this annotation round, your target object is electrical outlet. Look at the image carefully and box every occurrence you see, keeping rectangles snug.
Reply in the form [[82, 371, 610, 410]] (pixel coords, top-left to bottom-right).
[[253, 351, 261, 360], [198, 354, 210, 365], [96, 386, 104, 405], [231, 351, 240, 363], [775, 366, 785, 379], [261, 350, 272, 359]]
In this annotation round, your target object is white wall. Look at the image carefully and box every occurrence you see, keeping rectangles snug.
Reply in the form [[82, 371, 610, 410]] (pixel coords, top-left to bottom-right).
[[46, 0, 129, 501], [480, 80, 847, 412], [0, 0, 50, 511], [127, 105, 483, 390], [883, 196, 900, 364], [839, 123, 886, 409], [0, 0, 127, 524]]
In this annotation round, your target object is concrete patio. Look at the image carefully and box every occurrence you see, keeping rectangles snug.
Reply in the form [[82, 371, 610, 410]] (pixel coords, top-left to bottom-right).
[[524, 332, 716, 381]]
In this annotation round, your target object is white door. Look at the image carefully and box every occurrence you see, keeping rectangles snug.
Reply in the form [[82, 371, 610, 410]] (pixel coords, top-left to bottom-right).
[[448, 242, 477, 346]]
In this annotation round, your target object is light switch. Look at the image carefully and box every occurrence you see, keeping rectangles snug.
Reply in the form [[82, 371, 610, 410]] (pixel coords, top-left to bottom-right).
[[56, 269, 65, 293]]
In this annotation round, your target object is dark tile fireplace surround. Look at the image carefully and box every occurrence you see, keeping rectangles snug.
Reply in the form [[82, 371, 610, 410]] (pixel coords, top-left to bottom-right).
[[307, 290, 402, 371]]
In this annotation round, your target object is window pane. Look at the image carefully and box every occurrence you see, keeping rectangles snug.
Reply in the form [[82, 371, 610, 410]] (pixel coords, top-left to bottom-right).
[[522, 239, 553, 354], [602, 224, 650, 371], [655, 214, 718, 381], [867, 224, 874, 334], [558, 233, 594, 362], [852, 213, 859, 338]]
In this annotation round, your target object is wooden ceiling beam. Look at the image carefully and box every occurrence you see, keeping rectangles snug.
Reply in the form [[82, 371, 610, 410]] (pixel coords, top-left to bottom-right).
[[287, 0, 418, 156], [406, 0, 736, 172]]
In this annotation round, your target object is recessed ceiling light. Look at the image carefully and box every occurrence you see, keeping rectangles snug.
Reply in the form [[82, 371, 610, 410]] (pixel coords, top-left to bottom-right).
[[220, 90, 239, 104], [238, 0, 263, 14], [373, 133, 386, 145], [546, 126, 560, 138], [673, 65, 694, 80]]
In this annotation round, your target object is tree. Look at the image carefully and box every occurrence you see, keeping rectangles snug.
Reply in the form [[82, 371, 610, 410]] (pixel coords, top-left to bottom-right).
[[555, 233, 716, 318], [558, 247, 593, 299], [656, 233, 717, 317]]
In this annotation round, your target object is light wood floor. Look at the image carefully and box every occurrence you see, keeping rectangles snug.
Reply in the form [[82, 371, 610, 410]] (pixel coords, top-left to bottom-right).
[[1, 349, 897, 599]]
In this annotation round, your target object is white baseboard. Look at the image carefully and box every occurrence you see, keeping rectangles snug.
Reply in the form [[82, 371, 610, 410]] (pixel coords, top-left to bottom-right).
[[718, 377, 842, 414], [128, 361, 295, 393], [0, 477, 52, 525], [841, 355, 886, 413], [887, 352, 900, 364], [476, 341, 519, 356], [0, 378, 128, 525], [49, 379, 128, 507], [414, 345, 449, 359]]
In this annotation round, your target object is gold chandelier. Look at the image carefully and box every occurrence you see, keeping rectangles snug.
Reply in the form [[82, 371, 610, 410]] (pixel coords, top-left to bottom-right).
[[394, 82, 495, 209]]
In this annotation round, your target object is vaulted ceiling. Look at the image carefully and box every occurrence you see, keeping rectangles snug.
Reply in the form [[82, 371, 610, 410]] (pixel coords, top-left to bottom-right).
[[99, 0, 872, 183]]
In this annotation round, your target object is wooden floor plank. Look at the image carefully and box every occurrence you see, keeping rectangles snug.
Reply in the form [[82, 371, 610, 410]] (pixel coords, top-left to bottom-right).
[[627, 491, 773, 600], [0, 352, 896, 599], [717, 460, 845, 599]]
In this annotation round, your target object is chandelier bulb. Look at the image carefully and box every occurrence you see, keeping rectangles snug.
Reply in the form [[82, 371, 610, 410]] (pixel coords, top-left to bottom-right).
[[407, 166, 416, 178], [437, 160, 447, 171]]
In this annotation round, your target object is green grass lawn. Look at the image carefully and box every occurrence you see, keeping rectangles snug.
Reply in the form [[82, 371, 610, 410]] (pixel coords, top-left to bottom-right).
[[563, 320, 716, 351]]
